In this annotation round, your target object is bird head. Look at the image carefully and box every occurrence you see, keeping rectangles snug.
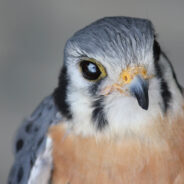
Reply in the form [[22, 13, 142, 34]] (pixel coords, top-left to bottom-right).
[[54, 17, 183, 137]]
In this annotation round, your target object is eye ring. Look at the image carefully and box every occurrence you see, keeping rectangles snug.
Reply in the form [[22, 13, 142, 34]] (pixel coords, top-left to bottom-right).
[[79, 58, 107, 81]]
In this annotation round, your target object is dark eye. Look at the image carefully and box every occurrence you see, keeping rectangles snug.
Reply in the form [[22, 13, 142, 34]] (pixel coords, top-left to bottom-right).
[[79, 60, 106, 81], [80, 60, 101, 80]]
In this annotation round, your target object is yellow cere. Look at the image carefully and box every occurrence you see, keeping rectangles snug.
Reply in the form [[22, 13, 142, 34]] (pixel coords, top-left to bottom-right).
[[119, 66, 150, 85], [101, 66, 153, 96]]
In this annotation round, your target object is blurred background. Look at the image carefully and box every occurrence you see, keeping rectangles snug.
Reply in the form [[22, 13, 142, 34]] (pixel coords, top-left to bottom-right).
[[0, 0, 184, 183]]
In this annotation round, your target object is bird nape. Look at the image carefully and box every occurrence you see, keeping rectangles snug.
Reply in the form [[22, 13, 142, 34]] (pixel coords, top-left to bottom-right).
[[9, 16, 184, 184]]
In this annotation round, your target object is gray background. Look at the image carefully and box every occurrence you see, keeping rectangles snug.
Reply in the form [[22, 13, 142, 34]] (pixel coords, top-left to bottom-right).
[[0, 0, 184, 183]]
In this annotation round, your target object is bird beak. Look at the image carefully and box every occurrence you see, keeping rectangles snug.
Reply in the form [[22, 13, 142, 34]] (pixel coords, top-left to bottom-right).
[[101, 66, 152, 110], [129, 75, 149, 110]]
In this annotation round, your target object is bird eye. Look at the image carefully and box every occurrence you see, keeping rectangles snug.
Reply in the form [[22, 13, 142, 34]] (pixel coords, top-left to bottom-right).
[[79, 59, 106, 81]]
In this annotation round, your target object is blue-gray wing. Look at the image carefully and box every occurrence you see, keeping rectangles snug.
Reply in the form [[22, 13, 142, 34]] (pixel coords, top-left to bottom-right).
[[8, 95, 63, 184]]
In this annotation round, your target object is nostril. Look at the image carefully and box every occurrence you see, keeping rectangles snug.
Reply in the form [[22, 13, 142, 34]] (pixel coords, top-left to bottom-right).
[[122, 72, 131, 84], [124, 76, 128, 81]]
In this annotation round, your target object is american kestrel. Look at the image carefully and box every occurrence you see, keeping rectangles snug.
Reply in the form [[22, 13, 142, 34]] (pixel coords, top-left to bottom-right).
[[9, 17, 184, 184]]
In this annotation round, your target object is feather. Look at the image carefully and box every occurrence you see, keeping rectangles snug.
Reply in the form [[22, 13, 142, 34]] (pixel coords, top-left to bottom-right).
[[49, 114, 184, 184], [8, 95, 62, 184]]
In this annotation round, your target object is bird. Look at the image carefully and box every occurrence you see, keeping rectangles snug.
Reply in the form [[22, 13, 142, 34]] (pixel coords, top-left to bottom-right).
[[8, 16, 184, 184]]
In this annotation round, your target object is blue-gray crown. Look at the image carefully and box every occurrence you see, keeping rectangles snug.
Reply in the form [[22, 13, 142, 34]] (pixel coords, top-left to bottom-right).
[[65, 16, 155, 63]]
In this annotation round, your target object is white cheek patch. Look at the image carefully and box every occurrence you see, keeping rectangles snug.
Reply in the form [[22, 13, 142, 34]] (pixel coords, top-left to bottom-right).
[[67, 63, 90, 89], [67, 89, 96, 136]]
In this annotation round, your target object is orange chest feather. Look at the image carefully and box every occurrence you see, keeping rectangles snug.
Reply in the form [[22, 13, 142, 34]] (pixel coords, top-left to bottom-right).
[[49, 124, 184, 184]]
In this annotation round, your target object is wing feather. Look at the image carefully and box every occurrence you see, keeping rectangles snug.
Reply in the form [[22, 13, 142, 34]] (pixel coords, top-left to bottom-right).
[[8, 95, 62, 184]]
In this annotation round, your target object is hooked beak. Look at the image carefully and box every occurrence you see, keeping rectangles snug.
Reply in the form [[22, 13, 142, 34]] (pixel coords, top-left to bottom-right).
[[101, 66, 152, 110], [129, 76, 149, 110]]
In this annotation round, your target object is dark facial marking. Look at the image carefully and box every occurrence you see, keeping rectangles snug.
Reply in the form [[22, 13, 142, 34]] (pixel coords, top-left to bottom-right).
[[153, 39, 172, 112], [92, 96, 108, 130], [54, 65, 72, 119], [153, 39, 161, 61], [161, 51, 183, 94]]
